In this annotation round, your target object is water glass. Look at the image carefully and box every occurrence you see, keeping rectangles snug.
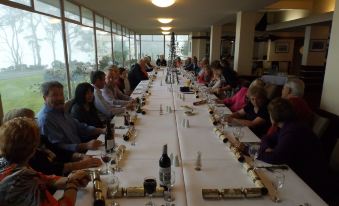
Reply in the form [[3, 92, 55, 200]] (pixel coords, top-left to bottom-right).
[[248, 144, 260, 166], [274, 171, 285, 191], [165, 171, 176, 202], [233, 127, 244, 141], [107, 175, 120, 206]]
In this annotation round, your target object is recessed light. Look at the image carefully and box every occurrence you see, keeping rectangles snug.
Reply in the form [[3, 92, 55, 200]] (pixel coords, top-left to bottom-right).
[[151, 0, 175, 8], [161, 27, 172, 31], [162, 31, 170, 35], [158, 18, 173, 24]]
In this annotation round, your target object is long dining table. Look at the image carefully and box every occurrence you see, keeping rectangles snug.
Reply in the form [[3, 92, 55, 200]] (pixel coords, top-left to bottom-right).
[[54, 68, 327, 206]]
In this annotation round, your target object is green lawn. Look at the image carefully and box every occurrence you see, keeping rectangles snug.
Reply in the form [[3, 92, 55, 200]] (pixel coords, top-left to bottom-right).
[[0, 72, 44, 114]]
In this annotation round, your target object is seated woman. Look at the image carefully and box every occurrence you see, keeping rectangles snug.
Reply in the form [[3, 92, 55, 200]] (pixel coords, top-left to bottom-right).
[[197, 64, 212, 84], [70, 82, 104, 128], [227, 86, 270, 138], [258, 98, 337, 203], [3, 108, 102, 176], [116, 67, 132, 95], [0, 117, 91, 206], [208, 66, 226, 97]]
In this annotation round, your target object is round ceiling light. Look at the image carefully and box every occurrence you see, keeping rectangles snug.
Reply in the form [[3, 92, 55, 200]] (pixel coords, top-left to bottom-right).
[[162, 31, 170, 35], [161, 27, 172, 31], [157, 18, 173, 24], [151, 0, 175, 8]]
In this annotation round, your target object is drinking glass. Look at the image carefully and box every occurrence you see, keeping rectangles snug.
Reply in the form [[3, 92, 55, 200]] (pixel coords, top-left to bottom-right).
[[107, 175, 120, 206], [248, 144, 260, 167], [165, 171, 176, 202], [273, 171, 285, 191], [115, 152, 122, 172], [100, 151, 112, 175], [143, 177, 157, 206], [233, 127, 244, 141]]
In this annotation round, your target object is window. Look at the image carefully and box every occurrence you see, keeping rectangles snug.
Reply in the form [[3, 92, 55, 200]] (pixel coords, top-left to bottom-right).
[[9, 0, 31, 6], [81, 7, 93, 27], [65, 22, 95, 95], [0, 5, 66, 113], [165, 34, 189, 59], [123, 35, 130, 67], [64, 0, 80, 22], [34, 0, 61, 17], [113, 34, 123, 66], [141, 35, 164, 63], [97, 30, 112, 70], [104, 18, 110, 32], [136, 34, 140, 59], [130, 32, 136, 65], [95, 14, 103, 30]]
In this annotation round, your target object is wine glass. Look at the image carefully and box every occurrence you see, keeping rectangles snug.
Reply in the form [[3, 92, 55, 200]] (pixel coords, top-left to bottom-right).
[[107, 175, 120, 206], [131, 127, 137, 146], [115, 152, 122, 172], [248, 144, 260, 167], [233, 127, 244, 141], [165, 171, 176, 202], [143, 177, 157, 206], [100, 151, 112, 175], [273, 171, 285, 192]]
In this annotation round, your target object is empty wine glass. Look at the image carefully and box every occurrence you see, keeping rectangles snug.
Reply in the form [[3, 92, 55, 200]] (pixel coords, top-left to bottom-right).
[[107, 175, 120, 206], [248, 144, 260, 167], [165, 171, 176, 202], [273, 171, 285, 191], [143, 177, 157, 206], [233, 127, 244, 141], [100, 151, 112, 175], [131, 127, 137, 146], [115, 152, 122, 172]]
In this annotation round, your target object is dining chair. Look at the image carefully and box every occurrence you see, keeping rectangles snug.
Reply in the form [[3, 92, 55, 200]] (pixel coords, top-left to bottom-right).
[[312, 113, 330, 139]]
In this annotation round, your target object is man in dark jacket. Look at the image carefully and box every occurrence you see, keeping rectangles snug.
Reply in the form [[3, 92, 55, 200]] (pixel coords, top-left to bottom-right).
[[128, 58, 149, 91]]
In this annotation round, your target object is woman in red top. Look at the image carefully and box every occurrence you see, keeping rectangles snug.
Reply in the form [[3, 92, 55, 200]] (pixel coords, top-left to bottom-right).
[[0, 117, 90, 206]]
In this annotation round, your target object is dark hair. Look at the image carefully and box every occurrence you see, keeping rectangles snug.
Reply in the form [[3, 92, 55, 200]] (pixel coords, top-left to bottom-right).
[[73, 82, 94, 106], [119, 67, 126, 74], [90, 70, 105, 84], [41, 81, 63, 97], [268, 97, 295, 123], [210, 60, 222, 70]]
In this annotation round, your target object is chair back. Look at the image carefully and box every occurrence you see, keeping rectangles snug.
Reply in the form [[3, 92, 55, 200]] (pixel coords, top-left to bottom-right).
[[312, 113, 330, 138], [0, 94, 3, 126], [64, 99, 74, 114], [330, 139, 339, 173]]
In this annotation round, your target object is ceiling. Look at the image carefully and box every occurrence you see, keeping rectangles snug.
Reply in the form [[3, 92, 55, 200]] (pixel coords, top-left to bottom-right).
[[74, 0, 279, 34]]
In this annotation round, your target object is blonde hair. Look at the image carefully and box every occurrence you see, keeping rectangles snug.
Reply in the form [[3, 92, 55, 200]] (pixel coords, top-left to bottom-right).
[[0, 117, 40, 163], [249, 78, 265, 88], [3, 108, 34, 123]]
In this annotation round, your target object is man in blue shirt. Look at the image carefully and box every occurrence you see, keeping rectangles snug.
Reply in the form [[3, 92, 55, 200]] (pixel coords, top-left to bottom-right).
[[37, 81, 104, 153]]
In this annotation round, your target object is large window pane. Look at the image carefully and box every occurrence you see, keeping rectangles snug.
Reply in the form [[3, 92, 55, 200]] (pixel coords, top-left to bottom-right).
[[0, 5, 66, 113], [165, 34, 189, 59], [113, 34, 123, 66], [64, 0, 80, 22], [81, 7, 93, 27], [104, 18, 110, 32], [34, 0, 61, 17], [130, 33, 136, 65], [141, 35, 164, 63], [65, 22, 95, 95], [97, 30, 112, 70], [123, 35, 130, 67], [95, 14, 103, 29]]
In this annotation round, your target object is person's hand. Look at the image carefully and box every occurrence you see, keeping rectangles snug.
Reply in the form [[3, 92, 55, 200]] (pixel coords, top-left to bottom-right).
[[126, 101, 135, 110], [68, 170, 91, 188], [86, 139, 102, 150], [80, 157, 102, 168], [226, 116, 233, 123]]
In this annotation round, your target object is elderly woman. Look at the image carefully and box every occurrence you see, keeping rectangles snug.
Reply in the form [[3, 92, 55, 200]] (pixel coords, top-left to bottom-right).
[[3, 108, 102, 176], [258, 98, 337, 203], [227, 85, 270, 137], [0, 117, 90, 206]]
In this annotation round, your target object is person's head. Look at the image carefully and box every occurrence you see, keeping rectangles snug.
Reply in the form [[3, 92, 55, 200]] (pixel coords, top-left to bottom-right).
[[193, 56, 198, 64], [0, 117, 40, 164], [282, 78, 305, 99], [249, 78, 265, 89], [186, 57, 192, 64], [160, 55, 164, 60], [247, 86, 267, 108], [3, 108, 35, 123], [268, 97, 295, 125], [105, 65, 119, 83], [119, 67, 127, 78], [90, 70, 106, 89], [74, 82, 94, 106], [200, 57, 209, 68], [41, 81, 65, 110], [138, 58, 146, 68]]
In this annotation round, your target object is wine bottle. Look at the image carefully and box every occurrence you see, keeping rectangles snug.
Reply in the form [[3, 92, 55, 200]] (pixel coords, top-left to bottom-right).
[[124, 112, 130, 126], [105, 120, 115, 153], [159, 144, 171, 188]]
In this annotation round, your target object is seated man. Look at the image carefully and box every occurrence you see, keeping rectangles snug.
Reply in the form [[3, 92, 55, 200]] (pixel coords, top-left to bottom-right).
[[128, 58, 149, 90], [90, 70, 125, 119], [156, 55, 167, 66], [37, 81, 103, 153]]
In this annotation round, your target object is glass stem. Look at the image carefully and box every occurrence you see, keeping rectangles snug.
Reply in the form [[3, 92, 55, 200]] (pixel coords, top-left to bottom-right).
[[106, 163, 109, 173]]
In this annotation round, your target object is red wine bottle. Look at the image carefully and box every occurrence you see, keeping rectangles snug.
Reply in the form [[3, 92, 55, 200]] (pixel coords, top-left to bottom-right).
[[159, 144, 171, 188], [105, 120, 114, 153]]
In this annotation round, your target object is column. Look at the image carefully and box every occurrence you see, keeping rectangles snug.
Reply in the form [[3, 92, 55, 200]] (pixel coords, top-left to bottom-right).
[[302, 25, 330, 66], [233, 11, 257, 75], [321, 0, 339, 115], [192, 32, 208, 60], [209, 25, 222, 63]]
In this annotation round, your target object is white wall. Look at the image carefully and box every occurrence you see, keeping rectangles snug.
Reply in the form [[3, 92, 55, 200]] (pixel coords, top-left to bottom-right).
[[321, 0, 339, 115]]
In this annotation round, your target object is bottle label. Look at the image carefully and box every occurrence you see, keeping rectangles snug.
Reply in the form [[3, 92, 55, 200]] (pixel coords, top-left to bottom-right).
[[106, 139, 115, 152], [159, 167, 171, 186]]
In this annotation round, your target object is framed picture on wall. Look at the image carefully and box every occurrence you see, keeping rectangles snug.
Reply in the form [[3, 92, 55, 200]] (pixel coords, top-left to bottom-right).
[[275, 42, 289, 53], [310, 39, 326, 52]]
